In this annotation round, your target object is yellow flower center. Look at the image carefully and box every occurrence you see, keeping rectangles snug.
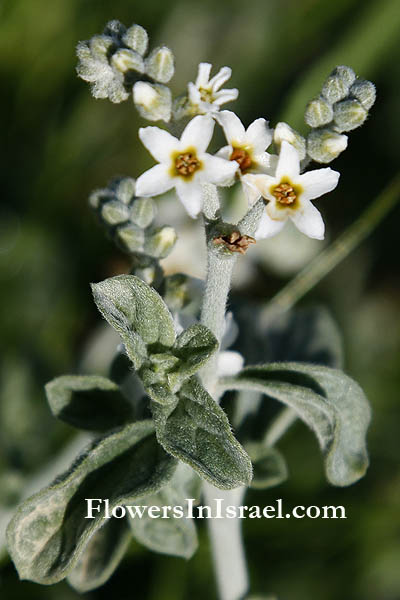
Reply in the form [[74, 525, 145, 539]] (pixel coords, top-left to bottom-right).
[[273, 182, 297, 205], [230, 148, 252, 173], [174, 152, 200, 177]]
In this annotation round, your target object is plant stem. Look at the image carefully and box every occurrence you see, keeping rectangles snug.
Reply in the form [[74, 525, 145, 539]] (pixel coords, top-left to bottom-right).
[[264, 174, 400, 316], [200, 188, 264, 600]]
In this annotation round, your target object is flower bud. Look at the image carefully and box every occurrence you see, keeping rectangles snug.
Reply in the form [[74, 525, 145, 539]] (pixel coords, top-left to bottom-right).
[[130, 197, 156, 228], [333, 99, 367, 132], [133, 82, 172, 122], [114, 177, 136, 205], [307, 128, 348, 163], [163, 273, 203, 312], [145, 46, 175, 84], [123, 24, 148, 56], [103, 20, 126, 39], [350, 80, 376, 111], [132, 258, 163, 287], [305, 97, 334, 128], [144, 226, 177, 258], [101, 200, 130, 225], [331, 65, 356, 88], [321, 74, 349, 104], [111, 49, 144, 74], [274, 122, 306, 160], [116, 224, 145, 253], [89, 35, 113, 61]]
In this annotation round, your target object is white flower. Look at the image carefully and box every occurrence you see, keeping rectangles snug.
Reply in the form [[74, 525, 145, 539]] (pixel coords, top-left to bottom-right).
[[216, 110, 278, 203], [188, 63, 238, 115], [135, 115, 238, 218], [246, 141, 339, 240]]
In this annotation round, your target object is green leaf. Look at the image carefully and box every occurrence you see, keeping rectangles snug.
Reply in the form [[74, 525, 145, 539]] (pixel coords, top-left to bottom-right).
[[91, 275, 176, 369], [167, 324, 218, 390], [67, 518, 131, 592], [6, 421, 176, 584], [152, 377, 253, 490], [45, 375, 134, 431], [219, 363, 371, 487], [130, 463, 199, 559], [246, 443, 288, 490]]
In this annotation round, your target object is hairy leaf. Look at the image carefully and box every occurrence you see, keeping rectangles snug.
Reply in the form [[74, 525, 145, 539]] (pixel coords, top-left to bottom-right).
[[168, 324, 218, 390], [6, 421, 176, 584], [130, 463, 199, 559], [67, 518, 130, 592], [246, 443, 288, 490], [91, 275, 176, 369], [152, 377, 253, 490], [219, 363, 370, 486], [45, 375, 134, 431]]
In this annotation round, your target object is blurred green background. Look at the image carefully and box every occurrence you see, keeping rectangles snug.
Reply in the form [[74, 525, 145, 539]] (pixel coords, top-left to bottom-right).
[[1, 0, 399, 598]]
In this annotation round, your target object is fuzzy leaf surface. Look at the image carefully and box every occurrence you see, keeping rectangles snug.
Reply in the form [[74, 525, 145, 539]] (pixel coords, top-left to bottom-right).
[[45, 375, 134, 431], [168, 324, 218, 389], [6, 421, 176, 584], [219, 363, 371, 486], [246, 443, 288, 490], [152, 377, 253, 490]]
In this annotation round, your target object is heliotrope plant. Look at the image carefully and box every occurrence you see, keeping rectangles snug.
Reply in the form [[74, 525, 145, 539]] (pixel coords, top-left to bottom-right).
[[6, 18, 376, 600]]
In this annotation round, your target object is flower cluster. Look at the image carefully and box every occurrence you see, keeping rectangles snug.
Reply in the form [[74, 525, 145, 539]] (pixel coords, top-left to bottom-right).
[[136, 106, 340, 240]]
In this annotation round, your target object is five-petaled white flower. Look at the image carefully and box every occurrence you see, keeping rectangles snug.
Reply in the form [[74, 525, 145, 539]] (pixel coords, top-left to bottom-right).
[[135, 115, 239, 218], [216, 110, 278, 203], [188, 63, 238, 115], [246, 141, 339, 240]]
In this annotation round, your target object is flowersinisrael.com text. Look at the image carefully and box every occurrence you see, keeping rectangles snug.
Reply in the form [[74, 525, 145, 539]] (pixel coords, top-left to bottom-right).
[[85, 498, 346, 520]]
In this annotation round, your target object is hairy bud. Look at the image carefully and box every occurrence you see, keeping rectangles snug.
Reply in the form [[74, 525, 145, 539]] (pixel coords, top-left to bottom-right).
[[307, 128, 348, 163]]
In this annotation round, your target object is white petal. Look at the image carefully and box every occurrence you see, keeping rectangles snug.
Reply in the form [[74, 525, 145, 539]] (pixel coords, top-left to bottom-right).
[[175, 180, 203, 218], [213, 89, 239, 105], [244, 173, 277, 201], [290, 201, 325, 240], [298, 168, 340, 202], [241, 174, 262, 205], [135, 164, 174, 197], [218, 351, 244, 376], [180, 115, 214, 153], [276, 141, 300, 179], [201, 154, 238, 185], [188, 82, 201, 104], [139, 127, 178, 163], [216, 110, 245, 145], [195, 63, 212, 88], [253, 152, 278, 174], [255, 211, 286, 239], [245, 118, 273, 154], [209, 66, 232, 90], [216, 145, 232, 160]]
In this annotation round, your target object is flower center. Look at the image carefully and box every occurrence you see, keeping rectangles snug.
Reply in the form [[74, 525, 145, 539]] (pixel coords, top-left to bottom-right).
[[273, 182, 297, 205], [230, 148, 252, 173], [175, 152, 200, 177]]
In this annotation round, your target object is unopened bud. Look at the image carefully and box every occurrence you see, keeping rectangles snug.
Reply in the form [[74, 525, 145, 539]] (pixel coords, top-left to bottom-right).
[[350, 80, 376, 111], [307, 128, 348, 163], [321, 75, 349, 104], [133, 82, 172, 122], [333, 99, 367, 132], [114, 177, 136, 205], [331, 66, 356, 88], [145, 46, 175, 84], [101, 200, 130, 225], [116, 223, 145, 253], [274, 122, 306, 160], [123, 24, 149, 56], [144, 226, 177, 258], [130, 197, 156, 228], [89, 35, 113, 61], [111, 49, 144, 74], [103, 20, 126, 40], [163, 273, 202, 312], [305, 97, 334, 128]]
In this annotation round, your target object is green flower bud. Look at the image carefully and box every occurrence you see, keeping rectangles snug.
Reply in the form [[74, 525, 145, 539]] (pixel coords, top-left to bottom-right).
[[274, 122, 306, 160], [145, 46, 175, 84], [350, 80, 376, 111], [111, 48, 144, 74], [144, 226, 177, 259], [333, 99, 367, 132], [321, 75, 348, 104], [114, 177, 136, 205], [116, 223, 145, 253], [307, 128, 348, 163], [89, 189, 113, 210], [89, 35, 113, 61], [163, 274, 202, 312], [103, 20, 126, 39], [131, 258, 163, 287], [100, 200, 130, 226], [331, 65, 356, 88], [133, 82, 172, 122], [123, 24, 149, 56], [305, 97, 334, 128], [172, 94, 191, 121], [130, 197, 156, 228]]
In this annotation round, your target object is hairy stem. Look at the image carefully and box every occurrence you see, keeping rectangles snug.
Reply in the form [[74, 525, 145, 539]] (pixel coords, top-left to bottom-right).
[[200, 187, 264, 600]]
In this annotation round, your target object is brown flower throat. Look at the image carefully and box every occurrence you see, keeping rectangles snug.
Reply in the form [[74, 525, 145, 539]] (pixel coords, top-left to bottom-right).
[[230, 148, 252, 172], [175, 153, 200, 176], [273, 182, 297, 205]]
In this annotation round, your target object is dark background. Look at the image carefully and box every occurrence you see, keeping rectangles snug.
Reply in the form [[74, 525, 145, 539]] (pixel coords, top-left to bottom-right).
[[1, 0, 399, 598]]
